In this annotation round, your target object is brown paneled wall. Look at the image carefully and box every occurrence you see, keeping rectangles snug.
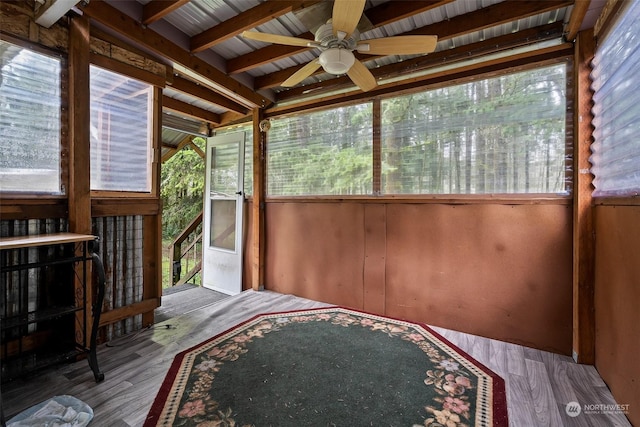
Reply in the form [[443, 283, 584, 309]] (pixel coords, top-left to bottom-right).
[[265, 201, 573, 354], [594, 205, 640, 425]]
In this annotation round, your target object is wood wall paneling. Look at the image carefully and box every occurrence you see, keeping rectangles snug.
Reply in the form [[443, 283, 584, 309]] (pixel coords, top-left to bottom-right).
[[265, 203, 365, 308], [385, 203, 573, 355], [363, 204, 386, 313], [265, 202, 573, 354], [594, 205, 640, 426]]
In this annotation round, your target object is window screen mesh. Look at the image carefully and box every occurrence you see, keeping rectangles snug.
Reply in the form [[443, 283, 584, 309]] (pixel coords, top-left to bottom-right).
[[590, 1, 640, 196], [215, 123, 253, 196], [90, 65, 152, 192], [381, 64, 570, 195], [267, 104, 372, 196], [0, 40, 61, 193]]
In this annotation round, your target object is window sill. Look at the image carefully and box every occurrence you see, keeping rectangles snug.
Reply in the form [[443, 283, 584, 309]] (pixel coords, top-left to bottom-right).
[[264, 194, 572, 205]]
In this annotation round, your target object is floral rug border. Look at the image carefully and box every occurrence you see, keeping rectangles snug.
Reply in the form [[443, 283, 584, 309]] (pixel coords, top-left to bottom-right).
[[144, 306, 507, 426]]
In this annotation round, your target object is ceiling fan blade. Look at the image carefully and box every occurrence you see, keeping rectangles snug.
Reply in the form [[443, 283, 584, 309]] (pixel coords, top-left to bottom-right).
[[347, 59, 377, 92], [241, 31, 318, 48], [282, 60, 322, 87], [357, 35, 438, 56], [332, 0, 366, 37]]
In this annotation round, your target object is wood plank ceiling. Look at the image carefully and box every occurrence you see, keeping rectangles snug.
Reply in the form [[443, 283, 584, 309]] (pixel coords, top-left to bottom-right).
[[79, 0, 603, 140]]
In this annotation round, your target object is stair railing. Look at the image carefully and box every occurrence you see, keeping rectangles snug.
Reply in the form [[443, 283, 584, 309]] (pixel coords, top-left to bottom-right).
[[169, 211, 203, 286]]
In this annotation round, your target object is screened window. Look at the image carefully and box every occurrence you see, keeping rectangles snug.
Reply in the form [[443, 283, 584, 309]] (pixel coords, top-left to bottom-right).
[[590, 1, 640, 196], [267, 103, 372, 196], [0, 40, 61, 194], [381, 64, 570, 195], [90, 65, 152, 192]]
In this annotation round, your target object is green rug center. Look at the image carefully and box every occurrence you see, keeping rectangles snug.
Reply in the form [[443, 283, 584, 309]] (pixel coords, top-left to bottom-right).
[[211, 320, 434, 426]]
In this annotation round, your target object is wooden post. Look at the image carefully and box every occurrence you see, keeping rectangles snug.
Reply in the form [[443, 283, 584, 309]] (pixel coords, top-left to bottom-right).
[[68, 14, 92, 345], [142, 86, 164, 326], [252, 108, 266, 290], [372, 98, 381, 195], [572, 28, 596, 364]]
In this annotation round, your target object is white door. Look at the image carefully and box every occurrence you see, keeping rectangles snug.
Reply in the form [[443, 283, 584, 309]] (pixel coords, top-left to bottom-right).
[[202, 132, 245, 295]]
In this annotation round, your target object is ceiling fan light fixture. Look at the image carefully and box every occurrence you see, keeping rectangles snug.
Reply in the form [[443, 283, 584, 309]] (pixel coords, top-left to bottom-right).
[[319, 48, 355, 75]]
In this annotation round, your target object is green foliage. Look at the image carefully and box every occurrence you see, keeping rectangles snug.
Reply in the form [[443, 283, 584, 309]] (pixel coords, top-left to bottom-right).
[[268, 63, 569, 196], [161, 138, 206, 239]]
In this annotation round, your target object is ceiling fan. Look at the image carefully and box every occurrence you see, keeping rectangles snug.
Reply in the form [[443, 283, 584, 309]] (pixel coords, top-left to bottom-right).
[[242, 0, 438, 92]]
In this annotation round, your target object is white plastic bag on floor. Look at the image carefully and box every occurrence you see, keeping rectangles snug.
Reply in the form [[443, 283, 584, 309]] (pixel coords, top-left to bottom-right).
[[7, 395, 93, 427]]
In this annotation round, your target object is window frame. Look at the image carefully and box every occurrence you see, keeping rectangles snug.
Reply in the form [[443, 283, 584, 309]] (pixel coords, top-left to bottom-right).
[[264, 56, 573, 204], [265, 102, 374, 197], [88, 57, 162, 198], [0, 34, 68, 198]]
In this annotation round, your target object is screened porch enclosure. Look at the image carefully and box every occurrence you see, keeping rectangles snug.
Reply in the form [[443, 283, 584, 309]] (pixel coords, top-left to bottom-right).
[[266, 63, 571, 197], [0, 0, 639, 424]]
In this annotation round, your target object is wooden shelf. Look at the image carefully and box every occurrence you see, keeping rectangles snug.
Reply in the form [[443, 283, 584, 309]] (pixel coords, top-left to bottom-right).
[[1, 306, 81, 330], [0, 233, 95, 250]]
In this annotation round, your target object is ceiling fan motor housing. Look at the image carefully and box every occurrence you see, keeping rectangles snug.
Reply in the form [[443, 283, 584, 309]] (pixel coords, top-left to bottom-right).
[[315, 22, 359, 50], [315, 22, 359, 75]]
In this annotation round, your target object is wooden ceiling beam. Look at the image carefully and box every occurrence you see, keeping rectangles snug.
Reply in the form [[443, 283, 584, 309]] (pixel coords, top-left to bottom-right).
[[162, 96, 222, 125], [227, 33, 316, 74], [405, 0, 572, 37], [162, 134, 193, 163], [142, 0, 190, 25], [79, 0, 269, 109], [266, 43, 573, 118], [255, 0, 573, 90], [169, 76, 249, 115], [227, 0, 451, 74], [190, 0, 322, 53], [218, 111, 252, 127], [277, 22, 565, 102], [565, 0, 591, 41], [364, 0, 454, 27]]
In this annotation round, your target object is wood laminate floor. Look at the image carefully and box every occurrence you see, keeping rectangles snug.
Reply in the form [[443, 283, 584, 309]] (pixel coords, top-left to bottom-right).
[[1, 289, 632, 426]]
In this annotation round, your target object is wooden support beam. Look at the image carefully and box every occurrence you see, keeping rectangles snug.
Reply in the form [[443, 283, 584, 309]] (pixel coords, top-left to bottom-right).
[[255, 0, 572, 89], [277, 22, 564, 101], [68, 13, 93, 351], [162, 135, 193, 163], [163, 96, 221, 125], [142, 0, 190, 25], [227, 33, 315, 75], [140, 86, 164, 327], [189, 140, 206, 158], [252, 108, 266, 291], [169, 76, 249, 115], [364, 0, 454, 27], [219, 111, 252, 126], [267, 44, 573, 117], [190, 0, 321, 53], [594, 0, 628, 38], [573, 29, 596, 364], [565, 0, 591, 42], [372, 99, 381, 195], [79, 0, 269, 109]]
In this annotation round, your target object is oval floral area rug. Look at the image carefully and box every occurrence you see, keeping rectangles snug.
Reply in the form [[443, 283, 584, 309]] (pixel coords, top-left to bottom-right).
[[144, 307, 507, 427]]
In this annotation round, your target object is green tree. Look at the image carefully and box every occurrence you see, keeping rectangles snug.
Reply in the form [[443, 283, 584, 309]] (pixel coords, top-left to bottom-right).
[[161, 138, 206, 239]]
